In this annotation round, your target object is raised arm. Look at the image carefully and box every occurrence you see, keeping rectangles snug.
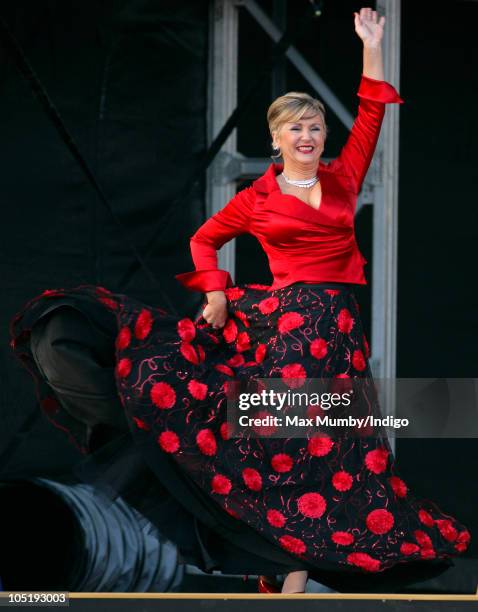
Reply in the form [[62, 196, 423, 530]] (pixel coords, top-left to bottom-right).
[[332, 8, 403, 194]]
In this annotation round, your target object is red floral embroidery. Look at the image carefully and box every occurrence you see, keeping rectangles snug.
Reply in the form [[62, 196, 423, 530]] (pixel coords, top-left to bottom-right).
[[134, 309, 153, 340], [279, 535, 306, 555], [214, 364, 235, 377], [98, 296, 118, 311], [346, 552, 380, 572], [389, 476, 408, 498], [211, 474, 232, 495], [258, 296, 279, 315], [366, 509, 394, 534], [420, 547, 436, 560], [133, 417, 150, 431], [233, 310, 250, 327], [196, 429, 217, 456], [271, 453, 293, 473], [180, 342, 200, 364], [310, 338, 327, 360], [225, 287, 245, 301], [337, 308, 354, 334], [197, 344, 206, 363], [352, 349, 366, 371], [297, 492, 326, 518], [150, 382, 176, 409], [223, 318, 238, 343], [400, 542, 420, 555], [236, 331, 251, 352], [307, 435, 334, 457], [363, 333, 370, 358], [227, 353, 245, 368], [436, 519, 458, 542], [331, 531, 354, 546], [325, 289, 340, 296], [278, 311, 304, 334], [117, 358, 132, 378], [188, 380, 208, 400], [332, 471, 353, 491], [255, 343, 267, 363], [177, 318, 196, 342], [242, 467, 262, 491], [219, 422, 229, 440], [116, 326, 132, 350], [364, 448, 389, 474], [414, 530, 433, 548], [158, 430, 180, 453], [267, 509, 286, 528], [280, 363, 307, 388], [418, 509, 435, 528], [455, 530, 471, 552]]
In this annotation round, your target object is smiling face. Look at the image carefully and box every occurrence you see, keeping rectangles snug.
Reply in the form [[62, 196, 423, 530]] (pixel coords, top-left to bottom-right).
[[272, 113, 326, 167]]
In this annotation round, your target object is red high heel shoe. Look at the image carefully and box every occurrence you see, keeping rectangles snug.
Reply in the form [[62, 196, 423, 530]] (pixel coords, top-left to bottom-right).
[[257, 575, 281, 593]]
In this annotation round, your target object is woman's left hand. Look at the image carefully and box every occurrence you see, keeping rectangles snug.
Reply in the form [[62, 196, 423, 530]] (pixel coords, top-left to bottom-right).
[[354, 7, 385, 48]]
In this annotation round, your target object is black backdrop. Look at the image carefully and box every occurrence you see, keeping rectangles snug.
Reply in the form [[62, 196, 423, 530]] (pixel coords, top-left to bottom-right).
[[0, 0, 477, 560]]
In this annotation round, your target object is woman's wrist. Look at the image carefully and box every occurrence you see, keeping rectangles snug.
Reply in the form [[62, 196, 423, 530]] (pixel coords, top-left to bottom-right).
[[362, 44, 384, 81], [206, 290, 226, 303]]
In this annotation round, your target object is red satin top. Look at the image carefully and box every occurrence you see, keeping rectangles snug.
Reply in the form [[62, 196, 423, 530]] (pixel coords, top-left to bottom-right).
[[176, 75, 403, 293]]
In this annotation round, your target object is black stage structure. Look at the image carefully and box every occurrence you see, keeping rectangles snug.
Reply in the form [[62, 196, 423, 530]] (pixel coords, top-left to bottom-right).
[[0, 0, 477, 596]]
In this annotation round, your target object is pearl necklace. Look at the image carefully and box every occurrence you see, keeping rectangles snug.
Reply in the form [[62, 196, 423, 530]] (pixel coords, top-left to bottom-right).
[[281, 172, 319, 189]]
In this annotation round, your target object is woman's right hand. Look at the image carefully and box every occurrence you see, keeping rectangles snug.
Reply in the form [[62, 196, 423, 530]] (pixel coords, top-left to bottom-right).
[[202, 291, 228, 329]]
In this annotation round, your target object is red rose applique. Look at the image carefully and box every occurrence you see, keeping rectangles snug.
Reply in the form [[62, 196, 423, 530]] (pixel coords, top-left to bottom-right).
[[420, 547, 436, 559], [116, 358, 132, 378], [400, 542, 420, 555], [242, 467, 262, 491], [346, 552, 380, 572], [234, 310, 250, 327], [414, 530, 432, 549], [134, 309, 153, 340], [271, 453, 293, 473], [116, 326, 132, 350], [267, 509, 286, 528], [278, 311, 305, 334], [307, 435, 334, 457], [331, 531, 354, 546], [211, 474, 232, 495], [180, 342, 200, 364], [225, 287, 245, 301], [150, 382, 176, 409], [255, 344, 267, 363], [236, 331, 251, 352], [455, 530, 471, 552], [196, 429, 217, 456], [219, 422, 230, 440], [258, 296, 279, 315], [389, 476, 408, 498], [132, 417, 150, 431], [227, 353, 245, 368], [279, 535, 306, 555], [310, 338, 328, 360], [188, 380, 208, 400], [214, 364, 235, 377], [337, 308, 355, 334], [352, 349, 366, 371], [364, 448, 389, 474], [366, 509, 394, 534], [297, 492, 326, 518], [436, 519, 458, 542], [177, 318, 196, 342], [158, 431, 180, 453], [418, 509, 435, 528], [280, 363, 307, 388], [223, 319, 238, 343], [332, 471, 353, 492]]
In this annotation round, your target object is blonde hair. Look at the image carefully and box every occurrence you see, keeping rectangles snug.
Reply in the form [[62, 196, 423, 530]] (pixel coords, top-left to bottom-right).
[[267, 91, 327, 139]]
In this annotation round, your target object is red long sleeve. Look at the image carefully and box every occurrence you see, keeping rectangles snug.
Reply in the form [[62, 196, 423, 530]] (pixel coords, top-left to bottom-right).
[[331, 75, 403, 194], [175, 186, 255, 292]]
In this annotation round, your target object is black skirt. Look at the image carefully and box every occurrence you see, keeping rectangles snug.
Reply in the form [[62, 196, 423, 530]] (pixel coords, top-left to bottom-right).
[[9, 283, 471, 589]]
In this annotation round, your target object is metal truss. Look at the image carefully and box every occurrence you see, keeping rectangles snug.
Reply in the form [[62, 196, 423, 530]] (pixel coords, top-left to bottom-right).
[[207, 0, 401, 431]]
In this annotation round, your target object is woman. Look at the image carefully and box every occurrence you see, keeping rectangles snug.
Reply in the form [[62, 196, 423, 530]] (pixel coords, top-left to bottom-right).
[[10, 8, 470, 594]]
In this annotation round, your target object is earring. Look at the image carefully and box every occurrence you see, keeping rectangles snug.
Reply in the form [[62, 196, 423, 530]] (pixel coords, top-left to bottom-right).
[[271, 144, 281, 160]]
